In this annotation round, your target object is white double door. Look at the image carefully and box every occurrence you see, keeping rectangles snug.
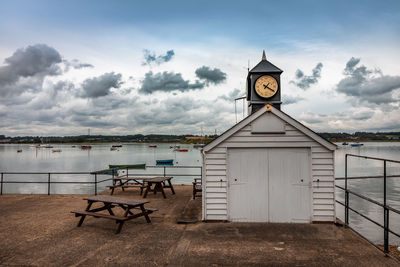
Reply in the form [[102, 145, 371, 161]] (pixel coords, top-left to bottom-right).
[[228, 148, 311, 223]]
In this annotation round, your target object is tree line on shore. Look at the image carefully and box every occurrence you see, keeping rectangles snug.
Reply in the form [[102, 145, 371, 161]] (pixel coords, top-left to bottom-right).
[[0, 134, 217, 144], [0, 131, 399, 144], [319, 132, 400, 142]]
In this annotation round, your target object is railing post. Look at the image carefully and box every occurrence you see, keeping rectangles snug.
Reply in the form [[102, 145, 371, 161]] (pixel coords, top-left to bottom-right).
[[163, 166, 166, 177], [94, 173, 97, 196], [383, 160, 389, 255], [126, 167, 129, 178], [1, 172, 3, 195], [345, 154, 349, 226], [48, 173, 51, 195]]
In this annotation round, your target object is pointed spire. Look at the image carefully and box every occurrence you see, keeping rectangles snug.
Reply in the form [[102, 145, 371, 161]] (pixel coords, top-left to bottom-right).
[[262, 50, 266, 61]]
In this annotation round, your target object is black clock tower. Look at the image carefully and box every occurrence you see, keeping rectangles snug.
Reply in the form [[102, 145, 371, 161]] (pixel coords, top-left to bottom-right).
[[247, 51, 283, 114]]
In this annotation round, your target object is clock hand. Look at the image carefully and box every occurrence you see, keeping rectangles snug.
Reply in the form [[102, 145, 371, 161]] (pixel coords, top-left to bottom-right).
[[263, 83, 270, 89], [266, 86, 275, 92]]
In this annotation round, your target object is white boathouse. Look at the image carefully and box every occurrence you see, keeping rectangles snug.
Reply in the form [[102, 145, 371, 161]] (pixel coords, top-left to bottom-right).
[[201, 52, 336, 223]]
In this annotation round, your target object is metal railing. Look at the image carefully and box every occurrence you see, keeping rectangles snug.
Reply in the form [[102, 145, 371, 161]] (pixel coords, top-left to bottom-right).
[[335, 154, 400, 255], [0, 165, 202, 196]]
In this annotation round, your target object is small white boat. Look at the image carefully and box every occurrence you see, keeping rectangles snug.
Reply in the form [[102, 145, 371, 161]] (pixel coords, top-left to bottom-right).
[[351, 143, 364, 147]]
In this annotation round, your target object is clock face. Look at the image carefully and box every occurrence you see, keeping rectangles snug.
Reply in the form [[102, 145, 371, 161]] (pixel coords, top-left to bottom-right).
[[254, 75, 278, 98]]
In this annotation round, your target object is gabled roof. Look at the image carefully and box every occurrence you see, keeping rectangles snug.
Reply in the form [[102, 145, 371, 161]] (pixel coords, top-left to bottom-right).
[[249, 59, 283, 73], [203, 105, 337, 152]]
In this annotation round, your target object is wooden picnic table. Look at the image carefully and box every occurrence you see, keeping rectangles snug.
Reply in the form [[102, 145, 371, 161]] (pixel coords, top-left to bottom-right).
[[71, 195, 157, 234], [110, 176, 175, 199], [109, 177, 149, 195], [142, 177, 175, 199]]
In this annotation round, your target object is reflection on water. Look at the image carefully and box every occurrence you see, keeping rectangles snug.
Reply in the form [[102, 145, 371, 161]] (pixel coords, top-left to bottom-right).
[[0, 143, 202, 172], [1, 142, 400, 244], [0, 143, 202, 193]]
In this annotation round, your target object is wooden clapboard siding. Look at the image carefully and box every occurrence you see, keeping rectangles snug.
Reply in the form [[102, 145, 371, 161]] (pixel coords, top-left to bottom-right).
[[204, 148, 228, 220], [311, 145, 335, 222], [203, 111, 335, 222]]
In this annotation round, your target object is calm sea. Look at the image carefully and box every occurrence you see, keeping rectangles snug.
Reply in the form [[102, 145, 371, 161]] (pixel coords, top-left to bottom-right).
[[0, 141, 399, 245]]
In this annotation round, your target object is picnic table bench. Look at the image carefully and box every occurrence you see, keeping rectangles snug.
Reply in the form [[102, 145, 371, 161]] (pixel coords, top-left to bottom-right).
[[109, 177, 148, 195], [109, 176, 175, 199], [71, 195, 157, 234], [142, 176, 175, 199], [192, 178, 202, 199]]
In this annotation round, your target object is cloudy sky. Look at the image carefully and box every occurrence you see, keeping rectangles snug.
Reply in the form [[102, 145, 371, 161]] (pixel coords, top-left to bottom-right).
[[1, 0, 400, 136]]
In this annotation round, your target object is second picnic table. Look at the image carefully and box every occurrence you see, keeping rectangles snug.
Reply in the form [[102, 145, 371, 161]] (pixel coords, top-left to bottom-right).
[[142, 176, 175, 198], [111, 176, 175, 198], [71, 195, 157, 234]]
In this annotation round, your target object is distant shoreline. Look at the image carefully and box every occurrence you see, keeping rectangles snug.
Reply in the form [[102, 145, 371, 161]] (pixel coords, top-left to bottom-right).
[[1, 140, 400, 145], [0, 141, 212, 145]]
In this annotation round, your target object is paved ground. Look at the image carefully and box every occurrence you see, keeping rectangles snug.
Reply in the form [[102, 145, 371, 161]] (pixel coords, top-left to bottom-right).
[[0, 185, 398, 266]]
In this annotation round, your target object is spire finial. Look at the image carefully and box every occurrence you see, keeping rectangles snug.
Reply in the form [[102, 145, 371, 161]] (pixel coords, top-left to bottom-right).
[[262, 50, 266, 61]]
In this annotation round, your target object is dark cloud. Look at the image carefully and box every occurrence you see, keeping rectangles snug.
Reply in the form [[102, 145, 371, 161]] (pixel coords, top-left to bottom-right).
[[218, 89, 242, 101], [139, 71, 204, 94], [336, 57, 400, 105], [290, 63, 323, 90], [79, 72, 122, 98], [282, 95, 304, 105], [142, 49, 175, 65], [64, 59, 94, 70], [0, 44, 62, 96], [351, 110, 374, 120], [195, 66, 226, 85]]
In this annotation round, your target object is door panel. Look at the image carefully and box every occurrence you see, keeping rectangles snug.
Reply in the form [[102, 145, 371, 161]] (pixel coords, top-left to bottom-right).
[[269, 148, 311, 223], [228, 149, 269, 222], [290, 149, 311, 222]]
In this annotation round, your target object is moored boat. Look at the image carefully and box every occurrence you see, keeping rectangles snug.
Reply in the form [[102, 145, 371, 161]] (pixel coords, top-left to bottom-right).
[[156, 159, 174, 165], [112, 144, 122, 148], [342, 142, 349, 145], [52, 149, 62, 153], [109, 164, 146, 169], [17, 149, 22, 153], [81, 145, 92, 150], [351, 143, 364, 147], [178, 148, 188, 152], [36, 144, 47, 148], [149, 145, 157, 148], [110, 147, 119, 151]]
